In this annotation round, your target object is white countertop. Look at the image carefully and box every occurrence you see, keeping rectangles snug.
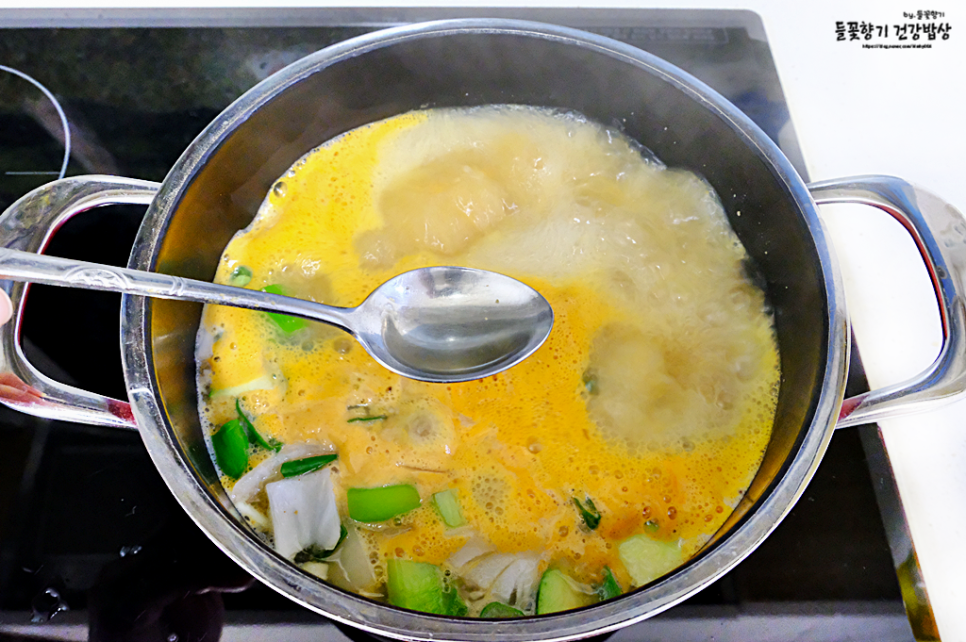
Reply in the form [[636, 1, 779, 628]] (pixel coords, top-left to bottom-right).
[[2, 0, 963, 638]]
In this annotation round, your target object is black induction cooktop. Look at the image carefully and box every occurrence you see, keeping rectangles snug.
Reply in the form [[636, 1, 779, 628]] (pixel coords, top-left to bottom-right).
[[0, 8, 913, 642]]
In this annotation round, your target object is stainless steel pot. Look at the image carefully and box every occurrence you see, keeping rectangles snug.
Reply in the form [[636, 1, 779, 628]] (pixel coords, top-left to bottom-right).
[[2, 19, 965, 642]]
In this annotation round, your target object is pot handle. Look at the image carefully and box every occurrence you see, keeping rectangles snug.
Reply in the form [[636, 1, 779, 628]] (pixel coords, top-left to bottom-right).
[[808, 175, 966, 429], [0, 175, 160, 430]]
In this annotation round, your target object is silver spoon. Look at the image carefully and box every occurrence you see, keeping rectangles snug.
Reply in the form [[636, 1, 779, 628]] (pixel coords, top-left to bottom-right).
[[0, 249, 554, 383]]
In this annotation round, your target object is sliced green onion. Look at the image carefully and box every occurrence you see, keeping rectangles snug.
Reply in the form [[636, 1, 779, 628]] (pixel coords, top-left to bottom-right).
[[348, 484, 421, 522], [432, 489, 467, 528], [443, 587, 468, 617], [480, 601, 524, 618], [262, 284, 309, 333], [386, 559, 447, 615], [597, 566, 622, 601], [228, 265, 252, 287], [209, 373, 277, 400], [212, 419, 248, 479], [347, 415, 388, 423], [618, 534, 684, 587], [536, 568, 593, 614], [236, 399, 281, 452], [645, 519, 660, 532], [293, 524, 348, 563], [281, 454, 338, 478], [573, 495, 601, 530]]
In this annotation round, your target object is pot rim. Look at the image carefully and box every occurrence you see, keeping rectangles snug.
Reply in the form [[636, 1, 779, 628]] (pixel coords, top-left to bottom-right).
[[121, 18, 849, 641]]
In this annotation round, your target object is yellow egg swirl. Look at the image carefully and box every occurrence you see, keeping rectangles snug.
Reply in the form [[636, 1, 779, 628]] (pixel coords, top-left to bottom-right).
[[197, 106, 779, 599]]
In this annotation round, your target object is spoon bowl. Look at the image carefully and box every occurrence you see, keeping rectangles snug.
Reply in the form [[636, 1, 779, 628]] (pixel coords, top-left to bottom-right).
[[0, 249, 554, 383], [354, 266, 555, 382]]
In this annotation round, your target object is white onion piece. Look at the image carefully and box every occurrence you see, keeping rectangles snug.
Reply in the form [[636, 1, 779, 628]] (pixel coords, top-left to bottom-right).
[[443, 525, 474, 540], [488, 556, 541, 610], [462, 553, 517, 591], [330, 525, 377, 592], [447, 536, 496, 570], [302, 562, 329, 580], [210, 372, 279, 399], [266, 468, 341, 559], [234, 500, 270, 529], [230, 442, 333, 503], [196, 326, 216, 362]]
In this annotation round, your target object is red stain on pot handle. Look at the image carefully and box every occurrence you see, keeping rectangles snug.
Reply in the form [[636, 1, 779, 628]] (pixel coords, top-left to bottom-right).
[[108, 398, 137, 427], [838, 395, 864, 423]]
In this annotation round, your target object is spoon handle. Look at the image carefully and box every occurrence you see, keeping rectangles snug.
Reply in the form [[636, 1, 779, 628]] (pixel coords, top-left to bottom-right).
[[0, 248, 356, 331]]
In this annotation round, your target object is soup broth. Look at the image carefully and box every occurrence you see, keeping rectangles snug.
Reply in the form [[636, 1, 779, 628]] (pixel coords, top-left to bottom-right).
[[196, 106, 780, 616]]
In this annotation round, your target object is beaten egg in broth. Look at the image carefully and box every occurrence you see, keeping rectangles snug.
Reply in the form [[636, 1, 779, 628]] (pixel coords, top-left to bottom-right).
[[197, 106, 780, 613]]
